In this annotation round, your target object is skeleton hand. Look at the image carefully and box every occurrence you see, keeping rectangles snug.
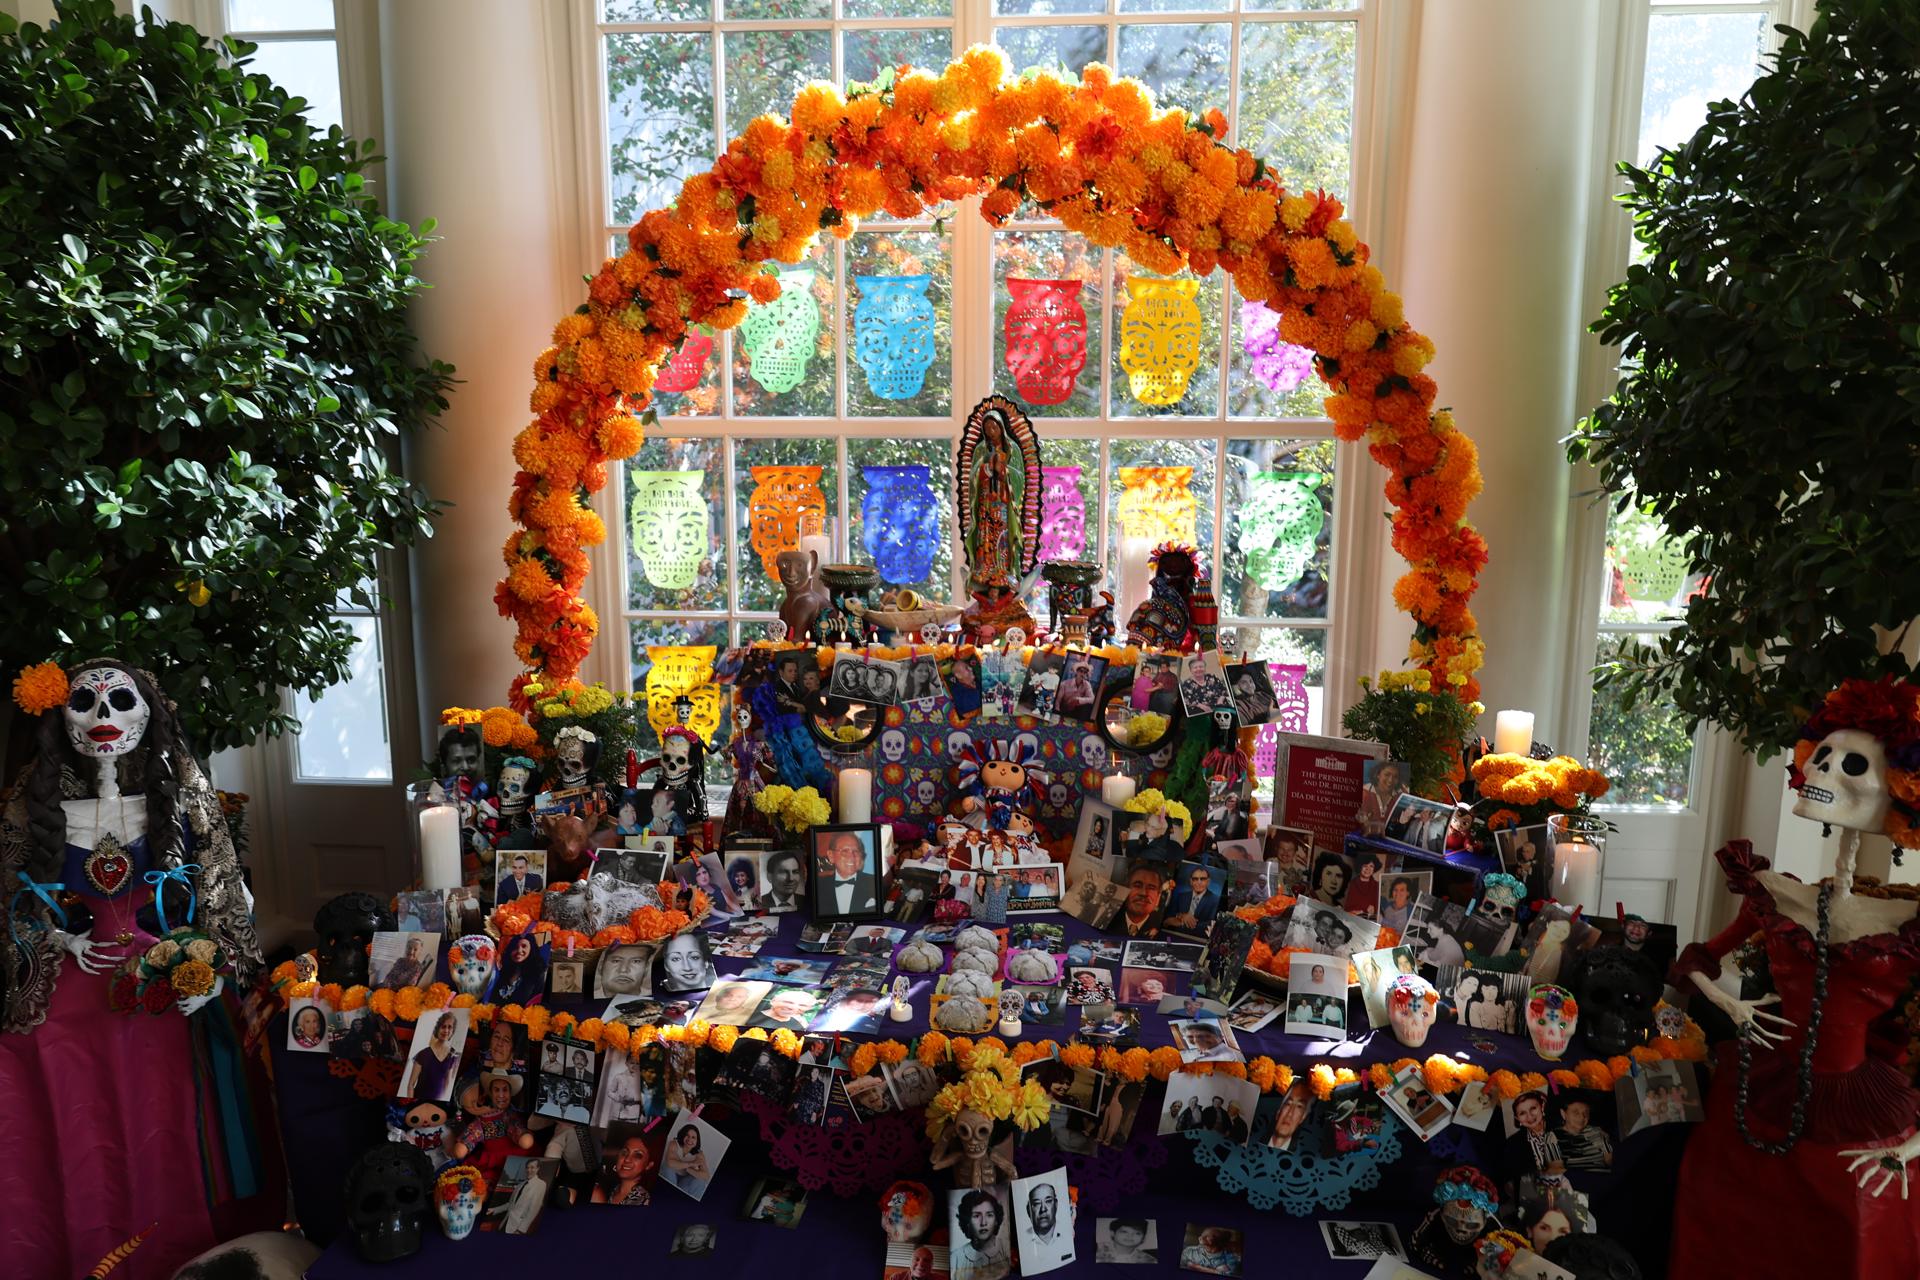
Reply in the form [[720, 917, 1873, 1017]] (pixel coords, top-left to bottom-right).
[[1841, 1134, 1920, 1199], [61, 927, 134, 974], [175, 974, 225, 1016], [1689, 972, 1792, 1048]]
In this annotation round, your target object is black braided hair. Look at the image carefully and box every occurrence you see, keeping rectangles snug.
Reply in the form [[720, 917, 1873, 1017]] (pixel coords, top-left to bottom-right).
[[23, 660, 188, 883]]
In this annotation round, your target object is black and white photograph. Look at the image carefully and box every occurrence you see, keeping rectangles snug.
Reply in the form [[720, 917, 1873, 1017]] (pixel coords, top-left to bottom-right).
[[1618, 1059, 1705, 1134], [829, 653, 903, 706], [596, 844, 672, 886], [533, 1035, 597, 1124], [1010, 1167, 1076, 1274], [809, 823, 885, 922], [1224, 659, 1277, 725], [593, 941, 658, 999], [1379, 1062, 1453, 1141], [1123, 939, 1205, 971], [1095, 1217, 1159, 1265], [1281, 900, 1381, 959], [548, 956, 587, 997], [591, 1040, 669, 1127], [1320, 1221, 1406, 1261], [669, 1224, 718, 1256], [1382, 793, 1453, 854], [1353, 945, 1419, 1027], [1073, 799, 1119, 870], [653, 929, 720, 994], [370, 930, 439, 991], [948, 1184, 1014, 1280], [1017, 649, 1068, 720], [1226, 990, 1284, 1033], [1435, 965, 1530, 1036], [540, 882, 591, 934], [899, 652, 947, 707], [397, 1007, 469, 1101], [1496, 823, 1551, 895], [1283, 953, 1349, 1038], [1401, 892, 1469, 968], [1175, 648, 1232, 718], [660, 1108, 731, 1201], [758, 847, 809, 913], [1063, 869, 1126, 930], [494, 850, 548, 905], [1170, 1017, 1243, 1064], [1158, 1068, 1259, 1143], [1051, 652, 1109, 725], [1302, 849, 1353, 908]]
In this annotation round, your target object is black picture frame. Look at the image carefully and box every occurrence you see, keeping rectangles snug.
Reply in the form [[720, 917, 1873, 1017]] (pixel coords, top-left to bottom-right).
[[806, 823, 887, 924]]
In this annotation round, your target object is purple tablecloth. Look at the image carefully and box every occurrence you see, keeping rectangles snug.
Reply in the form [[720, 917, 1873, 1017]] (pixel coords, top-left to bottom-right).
[[291, 909, 1690, 1277]]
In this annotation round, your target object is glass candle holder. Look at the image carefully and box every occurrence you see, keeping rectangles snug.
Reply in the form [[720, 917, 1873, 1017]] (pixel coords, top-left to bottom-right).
[[1545, 812, 1607, 914], [409, 780, 463, 891]]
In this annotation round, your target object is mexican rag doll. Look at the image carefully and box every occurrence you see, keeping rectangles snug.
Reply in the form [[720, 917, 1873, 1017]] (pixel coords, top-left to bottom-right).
[[1669, 676, 1920, 1277], [1, 659, 265, 1279]]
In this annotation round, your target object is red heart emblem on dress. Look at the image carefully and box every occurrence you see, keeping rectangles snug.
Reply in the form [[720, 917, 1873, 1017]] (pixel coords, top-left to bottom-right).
[[88, 850, 131, 895]]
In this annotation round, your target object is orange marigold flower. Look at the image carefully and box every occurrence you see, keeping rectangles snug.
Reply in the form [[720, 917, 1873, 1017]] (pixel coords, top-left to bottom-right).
[[11, 662, 68, 716]]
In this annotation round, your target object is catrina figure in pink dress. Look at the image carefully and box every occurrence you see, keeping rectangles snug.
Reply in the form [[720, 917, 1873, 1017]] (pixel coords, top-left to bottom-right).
[[1, 660, 265, 1278]]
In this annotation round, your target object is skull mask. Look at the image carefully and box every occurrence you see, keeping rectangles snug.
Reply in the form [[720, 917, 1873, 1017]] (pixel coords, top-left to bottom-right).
[[314, 892, 395, 987], [661, 733, 695, 788], [436, 1165, 486, 1241], [64, 665, 150, 759], [879, 729, 908, 764], [1525, 984, 1578, 1061], [447, 935, 496, 997], [1079, 734, 1107, 772], [1572, 947, 1661, 1057], [1386, 973, 1439, 1048], [1794, 728, 1891, 833], [344, 1142, 434, 1262], [1442, 1199, 1488, 1246], [955, 1108, 993, 1161], [553, 727, 597, 789]]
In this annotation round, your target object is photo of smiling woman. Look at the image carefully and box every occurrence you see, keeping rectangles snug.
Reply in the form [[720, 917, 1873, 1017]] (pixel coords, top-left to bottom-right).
[[592, 1123, 660, 1206], [489, 932, 548, 1005], [654, 930, 718, 994]]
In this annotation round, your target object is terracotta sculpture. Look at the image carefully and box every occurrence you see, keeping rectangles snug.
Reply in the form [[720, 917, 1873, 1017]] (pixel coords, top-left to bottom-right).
[[929, 1108, 1016, 1189], [776, 547, 828, 643]]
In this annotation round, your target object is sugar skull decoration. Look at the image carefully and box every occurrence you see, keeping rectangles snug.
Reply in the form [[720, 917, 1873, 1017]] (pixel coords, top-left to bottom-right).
[[1239, 299, 1314, 393], [1118, 277, 1203, 405], [746, 464, 829, 581], [1525, 984, 1579, 1061], [63, 664, 152, 759], [628, 470, 710, 591], [1411, 1164, 1502, 1277], [1385, 972, 1440, 1048], [1468, 873, 1527, 953], [644, 645, 722, 745], [447, 934, 497, 998], [1004, 278, 1089, 406], [1238, 470, 1325, 592], [343, 1142, 435, 1263], [435, 1164, 487, 1241], [739, 267, 820, 394], [853, 274, 938, 400], [879, 1180, 935, 1244], [996, 986, 1026, 1034], [313, 892, 395, 987], [1473, 1229, 1534, 1280], [550, 725, 598, 789], [652, 331, 713, 395], [496, 756, 536, 820], [1789, 675, 1920, 843]]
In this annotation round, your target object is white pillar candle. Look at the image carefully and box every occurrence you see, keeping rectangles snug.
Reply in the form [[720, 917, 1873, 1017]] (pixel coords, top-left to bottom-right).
[[798, 531, 833, 573], [1101, 774, 1137, 808], [1551, 838, 1601, 914], [418, 803, 462, 890], [1116, 534, 1152, 634], [1493, 709, 1535, 756], [838, 767, 873, 824]]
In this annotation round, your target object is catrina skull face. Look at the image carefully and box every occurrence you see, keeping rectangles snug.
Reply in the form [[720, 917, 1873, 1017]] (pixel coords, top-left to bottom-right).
[[661, 735, 694, 787], [64, 666, 150, 759], [498, 764, 533, 813], [1526, 985, 1578, 1060], [955, 1108, 993, 1160], [1442, 1199, 1488, 1244], [1793, 728, 1892, 834]]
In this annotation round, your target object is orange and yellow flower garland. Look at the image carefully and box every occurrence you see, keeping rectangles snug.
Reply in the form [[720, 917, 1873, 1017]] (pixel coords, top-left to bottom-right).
[[499, 47, 1485, 706]]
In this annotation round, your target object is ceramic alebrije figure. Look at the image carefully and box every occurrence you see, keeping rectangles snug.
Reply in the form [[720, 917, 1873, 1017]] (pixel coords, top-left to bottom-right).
[[1669, 678, 1920, 1278], [0, 658, 263, 1277]]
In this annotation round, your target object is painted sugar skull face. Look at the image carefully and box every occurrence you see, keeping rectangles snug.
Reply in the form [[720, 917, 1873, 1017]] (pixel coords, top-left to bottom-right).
[[1386, 973, 1439, 1048], [448, 935, 496, 997], [661, 734, 695, 787], [498, 762, 533, 814], [64, 665, 151, 759], [1442, 1198, 1488, 1245], [955, 1107, 993, 1160], [1793, 728, 1891, 834], [1526, 985, 1578, 1061], [554, 729, 595, 788], [435, 1166, 485, 1242], [997, 988, 1026, 1022], [1654, 1003, 1686, 1040], [879, 728, 908, 764]]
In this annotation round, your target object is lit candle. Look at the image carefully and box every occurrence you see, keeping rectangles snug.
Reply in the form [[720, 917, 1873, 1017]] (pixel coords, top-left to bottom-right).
[[1102, 774, 1137, 808], [418, 803, 462, 890], [1552, 838, 1601, 913], [798, 531, 833, 574], [838, 767, 873, 824], [1116, 533, 1152, 634], [1493, 709, 1535, 756]]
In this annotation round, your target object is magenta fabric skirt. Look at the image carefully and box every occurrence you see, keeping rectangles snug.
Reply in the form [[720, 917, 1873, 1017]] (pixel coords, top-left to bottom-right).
[[0, 964, 220, 1279]]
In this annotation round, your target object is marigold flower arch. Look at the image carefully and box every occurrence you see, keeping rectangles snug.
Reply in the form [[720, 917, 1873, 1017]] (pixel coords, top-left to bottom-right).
[[498, 47, 1486, 709]]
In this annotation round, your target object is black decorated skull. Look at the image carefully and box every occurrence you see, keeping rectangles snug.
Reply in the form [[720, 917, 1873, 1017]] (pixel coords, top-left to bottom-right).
[[64, 664, 151, 759], [343, 1141, 434, 1262], [553, 726, 598, 788], [1079, 733, 1108, 772], [1572, 946, 1662, 1057], [314, 892, 395, 987], [879, 728, 908, 764], [1794, 729, 1891, 834]]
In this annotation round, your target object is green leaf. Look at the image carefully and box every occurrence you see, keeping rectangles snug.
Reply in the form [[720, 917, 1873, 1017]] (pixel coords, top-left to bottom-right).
[[297, 164, 318, 190]]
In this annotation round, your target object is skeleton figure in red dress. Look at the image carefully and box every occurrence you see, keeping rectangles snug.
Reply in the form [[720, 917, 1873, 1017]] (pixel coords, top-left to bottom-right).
[[1669, 676, 1920, 1277]]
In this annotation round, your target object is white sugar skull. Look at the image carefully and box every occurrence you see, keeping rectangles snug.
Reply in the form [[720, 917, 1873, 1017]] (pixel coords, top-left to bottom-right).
[[1793, 729, 1892, 833], [1525, 984, 1578, 1061], [1386, 973, 1439, 1048], [997, 988, 1025, 1023], [1079, 734, 1108, 772], [946, 730, 973, 761], [914, 778, 939, 808], [64, 665, 151, 759], [879, 728, 908, 764], [660, 732, 695, 787], [498, 760, 534, 816], [447, 935, 496, 997], [1150, 739, 1176, 770], [553, 726, 595, 788], [1654, 1003, 1686, 1040], [435, 1166, 485, 1241], [1046, 782, 1071, 809]]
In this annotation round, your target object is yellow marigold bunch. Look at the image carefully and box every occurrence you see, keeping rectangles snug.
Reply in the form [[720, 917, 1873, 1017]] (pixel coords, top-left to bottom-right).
[[441, 707, 484, 727]]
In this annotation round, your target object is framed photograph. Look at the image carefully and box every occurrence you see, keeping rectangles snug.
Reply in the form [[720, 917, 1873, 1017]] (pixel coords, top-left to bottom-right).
[[1073, 799, 1119, 869], [1283, 953, 1349, 1038], [757, 847, 808, 913], [1195, 915, 1256, 999], [900, 653, 947, 707], [1382, 793, 1455, 854], [1255, 1077, 1317, 1151], [494, 850, 547, 905], [370, 930, 439, 991], [1010, 1166, 1076, 1274], [1160, 861, 1226, 937], [1282, 901, 1381, 959], [1224, 659, 1277, 726], [1353, 945, 1418, 1027], [594, 942, 657, 999], [1123, 939, 1204, 971], [398, 1007, 470, 1101], [1379, 1062, 1453, 1141], [829, 653, 901, 706], [1275, 732, 1386, 855], [1018, 649, 1068, 720], [809, 823, 886, 922], [741, 1175, 809, 1229], [1115, 966, 1187, 1005], [653, 930, 720, 995], [1158, 1068, 1259, 1140], [1052, 652, 1109, 725], [948, 1184, 1014, 1280], [660, 1108, 730, 1202], [1178, 1224, 1244, 1276], [287, 996, 332, 1053], [1176, 649, 1232, 718], [1320, 1221, 1405, 1262], [1095, 1217, 1159, 1265], [592, 1121, 663, 1205], [1226, 990, 1284, 1033]]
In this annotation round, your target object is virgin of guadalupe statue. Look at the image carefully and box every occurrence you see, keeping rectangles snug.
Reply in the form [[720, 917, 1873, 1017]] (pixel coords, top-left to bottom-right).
[[1, 658, 267, 1278], [955, 396, 1043, 642]]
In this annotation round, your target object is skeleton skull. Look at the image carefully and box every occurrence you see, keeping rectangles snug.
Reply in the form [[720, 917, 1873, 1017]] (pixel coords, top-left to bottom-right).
[[1573, 947, 1661, 1057], [997, 988, 1026, 1022], [1046, 782, 1071, 809], [436, 1166, 486, 1241], [447, 935, 496, 997], [344, 1142, 434, 1262], [1442, 1199, 1488, 1245], [955, 1108, 993, 1160], [1525, 984, 1578, 1061], [661, 734, 694, 787], [497, 762, 534, 816], [879, 729, 908, 764], [553, 727, 597, 788], [1150, 740, 1176, 770], [64, 665, 151, 759], [1793, 728, 1892, 833], [946, 730, 973, 761], [1386, 973, 1439, 1048], [914, 778, 939, 808], [1079, 734, 1108, 772]]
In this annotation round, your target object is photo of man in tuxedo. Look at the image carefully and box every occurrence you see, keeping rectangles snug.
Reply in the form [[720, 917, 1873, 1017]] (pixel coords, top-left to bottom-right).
[[811, 827, 880, 919]]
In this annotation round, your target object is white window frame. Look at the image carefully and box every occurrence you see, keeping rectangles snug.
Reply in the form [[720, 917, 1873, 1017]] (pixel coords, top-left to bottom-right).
[[570, 0, 1392, 745]]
